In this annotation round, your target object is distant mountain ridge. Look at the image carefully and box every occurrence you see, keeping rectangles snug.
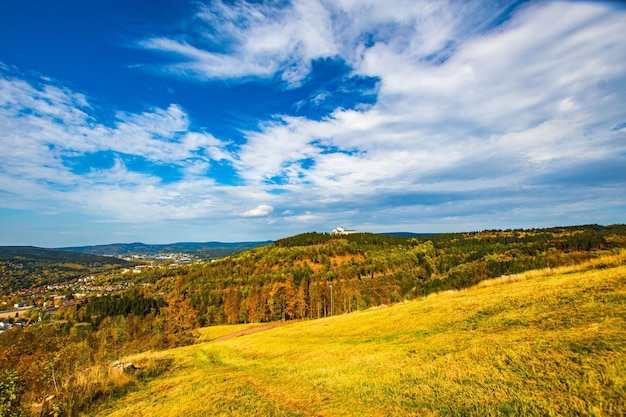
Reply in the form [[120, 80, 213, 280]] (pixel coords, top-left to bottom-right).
[[0, 246, 129, 264], [0, 246, 131, 295], [380, 232, 439, 237], [57, 241, 272, 256]]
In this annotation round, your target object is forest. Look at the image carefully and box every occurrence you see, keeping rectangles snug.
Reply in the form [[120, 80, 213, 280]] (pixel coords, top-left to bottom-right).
[[1, 224, 626, 416], [164, 224, 626, 325]]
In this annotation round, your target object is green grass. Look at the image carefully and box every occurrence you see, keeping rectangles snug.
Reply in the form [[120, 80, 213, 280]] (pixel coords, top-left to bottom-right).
[[93, 256, 626, 416]]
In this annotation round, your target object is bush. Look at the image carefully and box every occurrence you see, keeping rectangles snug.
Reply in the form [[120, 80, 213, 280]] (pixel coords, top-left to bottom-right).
[[0, 370, 25, 417]]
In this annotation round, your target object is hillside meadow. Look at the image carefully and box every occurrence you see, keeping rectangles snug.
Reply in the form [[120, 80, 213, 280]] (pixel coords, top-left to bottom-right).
[[93, 254, 626, 416]]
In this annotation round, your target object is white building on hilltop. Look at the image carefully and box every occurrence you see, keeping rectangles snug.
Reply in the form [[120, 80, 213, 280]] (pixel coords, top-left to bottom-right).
[[331, 226, 356, 235]]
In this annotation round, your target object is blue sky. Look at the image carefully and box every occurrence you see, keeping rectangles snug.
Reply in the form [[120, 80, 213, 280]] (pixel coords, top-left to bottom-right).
[[1, 0, 625, 247]]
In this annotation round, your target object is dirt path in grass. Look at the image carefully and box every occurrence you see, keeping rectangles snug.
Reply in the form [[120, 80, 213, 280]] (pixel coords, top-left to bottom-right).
[[213, 321, 290, 341]]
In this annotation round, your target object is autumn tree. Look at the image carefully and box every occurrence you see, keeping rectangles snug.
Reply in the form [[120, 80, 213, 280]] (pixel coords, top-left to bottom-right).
[[269, 283, 287, 321], [223, 287, 242, 324], [246, 285, 263, 323], [284, 277, 297, 320], [295, 278, 309, 319], [269, 278, 296, 321], [163, 294, 198, 346]]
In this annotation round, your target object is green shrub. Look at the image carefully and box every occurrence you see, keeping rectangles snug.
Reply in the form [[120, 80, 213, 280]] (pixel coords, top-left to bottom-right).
[[0, 370, 25, 417]]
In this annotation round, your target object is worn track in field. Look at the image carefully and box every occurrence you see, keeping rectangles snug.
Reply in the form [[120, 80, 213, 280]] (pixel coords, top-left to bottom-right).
[[212, 321, 290, 341]]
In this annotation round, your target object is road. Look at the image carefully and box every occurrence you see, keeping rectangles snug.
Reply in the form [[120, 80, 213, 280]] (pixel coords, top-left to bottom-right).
[[0, 306, 34, 320]]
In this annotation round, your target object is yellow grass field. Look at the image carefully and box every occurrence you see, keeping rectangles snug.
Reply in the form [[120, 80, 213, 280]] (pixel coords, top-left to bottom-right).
[[94, 256, 626, 416]]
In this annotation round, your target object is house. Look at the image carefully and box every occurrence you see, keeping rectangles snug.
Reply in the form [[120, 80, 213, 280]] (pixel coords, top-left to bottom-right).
[[331, 227, 356, 236]]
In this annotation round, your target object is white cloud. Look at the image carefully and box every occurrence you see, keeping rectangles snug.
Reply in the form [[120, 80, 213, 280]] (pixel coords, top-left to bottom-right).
[[1, 0, 625, 245], [233, 1, 625, 177], [215, 0, 626, 234], [239, 204, 274, 218], [138, 0, 526, 87], [0, 67, 240, 222], [141, 0, 337, 87]]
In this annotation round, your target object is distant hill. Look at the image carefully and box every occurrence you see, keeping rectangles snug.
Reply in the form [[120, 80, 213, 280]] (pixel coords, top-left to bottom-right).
[[0, 246, 131, 295], [57, 241, 272, 257], [0, 246, 129, 264], [381, 232, 439, 237]]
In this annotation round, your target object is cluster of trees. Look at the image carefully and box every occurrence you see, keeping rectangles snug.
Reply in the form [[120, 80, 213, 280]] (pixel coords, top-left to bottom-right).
[[78, 291, 165, 324], [155, 224, 626, 326], [0, 286, 197, 416]]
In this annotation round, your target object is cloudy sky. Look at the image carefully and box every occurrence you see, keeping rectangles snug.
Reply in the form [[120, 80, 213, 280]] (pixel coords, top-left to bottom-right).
[[1, 0, 625, 247]]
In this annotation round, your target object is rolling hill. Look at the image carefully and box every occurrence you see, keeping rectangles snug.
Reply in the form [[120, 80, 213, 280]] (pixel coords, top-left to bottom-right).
[[0, 246, 129, 264], [92, 254, 626, 416], [58, 240, 272, 257], [3, 225, 626, 416], [0, 246, 131, 294]]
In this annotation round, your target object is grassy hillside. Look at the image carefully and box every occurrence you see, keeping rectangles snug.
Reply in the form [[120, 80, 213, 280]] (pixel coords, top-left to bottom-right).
[[94, 254, 626, 416]]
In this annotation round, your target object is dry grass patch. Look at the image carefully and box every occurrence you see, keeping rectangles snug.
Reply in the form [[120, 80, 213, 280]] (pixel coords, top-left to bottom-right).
[[95, 260, 626, 416], [197, 323, 268, 342]]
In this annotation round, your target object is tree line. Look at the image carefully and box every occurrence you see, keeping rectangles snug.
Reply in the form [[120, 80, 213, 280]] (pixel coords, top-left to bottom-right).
[[159, 224, 626, 326]]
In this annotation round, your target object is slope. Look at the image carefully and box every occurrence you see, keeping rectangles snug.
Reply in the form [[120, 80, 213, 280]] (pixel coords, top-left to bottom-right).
[[95, 254, 626, 416]]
